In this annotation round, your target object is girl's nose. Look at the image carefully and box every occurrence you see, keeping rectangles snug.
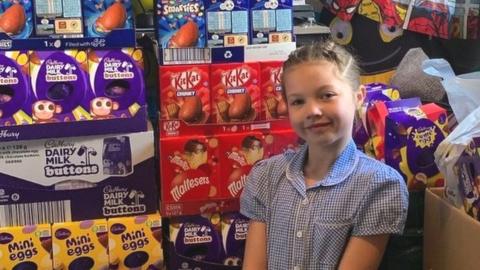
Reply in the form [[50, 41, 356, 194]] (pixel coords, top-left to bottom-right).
[[306, 101, 322, 119]]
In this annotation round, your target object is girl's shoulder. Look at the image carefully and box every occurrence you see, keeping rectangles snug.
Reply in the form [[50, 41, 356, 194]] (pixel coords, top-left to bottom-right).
[[355, 151, 404, 182]]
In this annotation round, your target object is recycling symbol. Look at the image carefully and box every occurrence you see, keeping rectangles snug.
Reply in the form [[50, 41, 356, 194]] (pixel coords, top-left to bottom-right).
[[224, 50, 233, 59]]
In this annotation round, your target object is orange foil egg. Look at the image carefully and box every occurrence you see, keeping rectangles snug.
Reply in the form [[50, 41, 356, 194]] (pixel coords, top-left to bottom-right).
[[169, 21, 199, 48], [0, 4, 26, 35], [95, 2, 127, 33]]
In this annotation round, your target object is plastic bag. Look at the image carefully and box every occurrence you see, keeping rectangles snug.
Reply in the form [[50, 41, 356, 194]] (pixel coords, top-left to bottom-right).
[[423, 59, 480, 207]]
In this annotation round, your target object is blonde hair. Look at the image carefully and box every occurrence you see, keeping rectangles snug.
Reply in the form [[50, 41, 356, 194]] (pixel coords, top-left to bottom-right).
[[281, 40, 361, 99]]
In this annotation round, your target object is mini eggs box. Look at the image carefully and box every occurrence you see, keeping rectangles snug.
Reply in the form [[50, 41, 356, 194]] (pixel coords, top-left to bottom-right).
[[250, 0, 293, 44], [108, 214, 163, 270], [168, 213, 224, 266], [156, 0, 206, 48], [205, 0, 250, 47], [52, 219, 109, 270], [0, 51, 34, 127], [0, 0, 33, 39], [29, 49, 94, 124], [88, 48, 145, 120], [82, 0, 134, 38], [0, 224, 52, 270], [384, 103, 449, 191]]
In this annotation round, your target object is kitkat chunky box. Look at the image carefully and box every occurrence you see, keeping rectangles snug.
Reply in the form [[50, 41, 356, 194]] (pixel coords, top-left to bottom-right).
[[52, 219, 109, 270], [250, 0, 293, 44], [0, 0, 34, 39], [88, 48, 145, 120], [82, 0, 134, 38], [159, 64, 210, 124], [0, 51, 34, 127], [0, 224, 52, 270], [156, 0, 206, 48], [0, 128, 158, 227], [160, 135, 220, 203], [205, 0, 249, 47], [108, 214, 164, 270], [260, 61, 287, 120], [168, 213, 224, 267], [218, 132, 272, 198], [384, 103, 449, 191], [211, 62, 261, 123], [29, 50, 94, 124]]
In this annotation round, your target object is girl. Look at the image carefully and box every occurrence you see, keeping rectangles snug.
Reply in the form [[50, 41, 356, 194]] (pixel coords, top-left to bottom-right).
[[240, 40, 409, 270]]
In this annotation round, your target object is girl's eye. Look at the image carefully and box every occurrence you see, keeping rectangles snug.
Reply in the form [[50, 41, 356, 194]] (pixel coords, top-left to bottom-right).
[[321, 93, 336, 99], [290, 99, 304, 106]]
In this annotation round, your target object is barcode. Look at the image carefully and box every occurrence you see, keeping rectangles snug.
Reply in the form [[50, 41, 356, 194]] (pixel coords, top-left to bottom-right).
[[163, 48, 211, 65], [0, 201, 71, 227]]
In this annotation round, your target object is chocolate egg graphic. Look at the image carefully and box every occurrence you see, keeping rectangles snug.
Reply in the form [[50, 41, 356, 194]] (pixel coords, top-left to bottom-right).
[[276, 98, 288, 117], [0, 4, 26, 35], [95, 2, 127, 33], [228, 93, 252, 120], [169, 21, 199, 48], [179, 96, 202, 123]]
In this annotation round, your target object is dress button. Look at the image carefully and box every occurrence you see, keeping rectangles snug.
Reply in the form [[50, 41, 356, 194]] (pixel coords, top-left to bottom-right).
[[302, 198, 309, 205], [296, 230, 303, 238]]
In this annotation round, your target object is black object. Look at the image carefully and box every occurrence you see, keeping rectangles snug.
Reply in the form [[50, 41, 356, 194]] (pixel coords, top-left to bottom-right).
[[124, 251, 150, 268]]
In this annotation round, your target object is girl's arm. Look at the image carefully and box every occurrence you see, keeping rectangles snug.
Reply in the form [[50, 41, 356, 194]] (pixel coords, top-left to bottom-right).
[[242, 220, 267, 270], [337, 234, 390, 270]]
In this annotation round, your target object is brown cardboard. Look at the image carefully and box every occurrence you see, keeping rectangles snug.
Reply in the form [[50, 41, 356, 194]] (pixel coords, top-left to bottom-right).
[[424, 187, 480, 270]]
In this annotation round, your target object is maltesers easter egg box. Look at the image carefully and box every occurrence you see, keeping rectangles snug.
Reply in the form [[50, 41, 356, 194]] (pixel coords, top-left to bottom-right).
[[156, 0, 206, 48], [0, 0, 34, 39]]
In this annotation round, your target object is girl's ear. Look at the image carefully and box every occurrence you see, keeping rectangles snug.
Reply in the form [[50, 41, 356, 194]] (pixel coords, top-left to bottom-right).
[[354, 85, 366, 108]]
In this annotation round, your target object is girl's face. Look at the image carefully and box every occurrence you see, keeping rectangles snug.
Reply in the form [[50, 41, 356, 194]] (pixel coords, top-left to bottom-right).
[[283, 61, 364, 149]]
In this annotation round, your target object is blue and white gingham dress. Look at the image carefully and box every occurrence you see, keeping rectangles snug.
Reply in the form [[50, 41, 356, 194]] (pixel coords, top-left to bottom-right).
[[240, 140, 409, 270]]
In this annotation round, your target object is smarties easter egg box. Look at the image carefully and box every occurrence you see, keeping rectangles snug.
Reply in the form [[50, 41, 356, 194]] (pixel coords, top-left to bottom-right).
[[0, 0, 34, 39], [0, 127, 158, 227], [0, 224, 52, 270], [156, 0, 207, 48], [33, 0, 83, 38], [82, 0, 134, 38]]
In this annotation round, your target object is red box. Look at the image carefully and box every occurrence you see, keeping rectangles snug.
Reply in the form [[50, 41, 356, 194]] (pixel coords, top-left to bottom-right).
[[260, 61, 288, 120], [210, 62, 261, 123], [271, 129, 302, 156], [160, 135, 220, 203], [159, 64, 210, 124], [218, 132, 273, 198]]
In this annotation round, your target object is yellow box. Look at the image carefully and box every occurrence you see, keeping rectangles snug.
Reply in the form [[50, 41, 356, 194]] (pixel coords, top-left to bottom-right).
[[52, 219, 109, 270], [0, 224, 52, 269], [108, 214, 163, 270]]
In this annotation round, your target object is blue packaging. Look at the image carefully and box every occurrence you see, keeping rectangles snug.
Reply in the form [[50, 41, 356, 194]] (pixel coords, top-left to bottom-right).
[[249, 0, 293, 44], [206, 0, 249, 47], [33, 0, 83, 38], [0, 0, 33, 39], [156, 0, 206, 48], [82, 0, 134, 37]]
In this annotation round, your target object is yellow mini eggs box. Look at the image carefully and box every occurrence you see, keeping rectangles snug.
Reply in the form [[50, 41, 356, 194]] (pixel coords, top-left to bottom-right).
[[108, 214, 163, 270], [52, 219, 109, 270], [0, 224, 52, 270]]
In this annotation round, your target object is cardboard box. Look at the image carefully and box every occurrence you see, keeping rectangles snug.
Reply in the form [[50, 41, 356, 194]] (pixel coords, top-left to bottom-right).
[[424, 187, 480, 270], [0, 127, 158, 227]]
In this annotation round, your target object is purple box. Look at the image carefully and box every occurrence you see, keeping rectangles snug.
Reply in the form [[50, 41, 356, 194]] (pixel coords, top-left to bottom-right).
[[456, 137, 480, 221], [384, 103, 448, 191], [87, 48, 145, 119], [29, 50, 94, 123], [0, 127, 158, 227], [221, 212, 248, 267], [0, 51, 34, 127]]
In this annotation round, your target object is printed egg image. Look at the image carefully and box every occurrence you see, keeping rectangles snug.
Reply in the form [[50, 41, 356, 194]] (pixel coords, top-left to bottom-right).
[[12, 262, 37, 270], [179, 96, 203, 123], [95, 2, 127, 33], [0, 3, 26, 35], [68, 257, 94, 270], [276, 98, 288, 117], [124, 251, 149, 268], [169, 21, 199, 48], [228, 93, 252, 120]]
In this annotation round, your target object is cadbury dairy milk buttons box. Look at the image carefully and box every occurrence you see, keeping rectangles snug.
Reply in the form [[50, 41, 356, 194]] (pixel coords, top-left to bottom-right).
[[221, 212, 249, 267], [0, 224, 52, 270], [0, 51, 34, 127]]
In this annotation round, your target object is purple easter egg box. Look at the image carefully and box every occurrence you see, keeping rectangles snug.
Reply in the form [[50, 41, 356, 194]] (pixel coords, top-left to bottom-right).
[[88, 49, 145, 119], [171, 214, 224, 264], [29, 50, 93, 123], [221, 212, 248, 267], [0, 51, 33, 127]]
